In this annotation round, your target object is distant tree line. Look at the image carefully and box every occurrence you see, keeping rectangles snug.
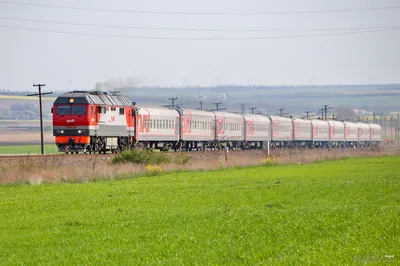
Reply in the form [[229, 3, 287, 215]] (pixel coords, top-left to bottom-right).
[[0, 103, 51, 120]]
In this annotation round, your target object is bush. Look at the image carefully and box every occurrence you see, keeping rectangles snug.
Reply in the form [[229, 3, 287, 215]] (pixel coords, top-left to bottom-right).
[[173, 153, 191, 165], [112, 149, 170, 165], [145, 165, 165, 175], [263, 156, 279, 166]]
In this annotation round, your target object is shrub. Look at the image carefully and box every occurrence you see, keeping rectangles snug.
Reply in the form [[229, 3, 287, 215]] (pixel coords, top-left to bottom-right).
[[145, 165, 164, 175], [112, 149, 170, 165], [173, 153, 191, 165], [263, 156, 279, 166]]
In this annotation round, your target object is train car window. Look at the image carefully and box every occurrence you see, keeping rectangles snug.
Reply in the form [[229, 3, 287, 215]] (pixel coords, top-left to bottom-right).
[[90, 106, 94, 116], [56, 106, 70, 115], [71, 106, 87, 115], [119, 108, 125, 115]]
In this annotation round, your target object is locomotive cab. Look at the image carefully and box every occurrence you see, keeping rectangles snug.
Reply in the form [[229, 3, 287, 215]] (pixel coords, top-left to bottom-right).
[[53, 92, 94, 153]]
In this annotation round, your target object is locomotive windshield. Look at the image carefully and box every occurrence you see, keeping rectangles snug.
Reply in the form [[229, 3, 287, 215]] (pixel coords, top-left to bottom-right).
[[72, 106, 87, 115], [56, 106, 70, 116], [56, 106, 86, 116]]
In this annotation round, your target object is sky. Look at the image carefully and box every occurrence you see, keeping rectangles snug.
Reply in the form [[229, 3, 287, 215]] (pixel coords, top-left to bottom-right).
[[1, 0, 400, 91]]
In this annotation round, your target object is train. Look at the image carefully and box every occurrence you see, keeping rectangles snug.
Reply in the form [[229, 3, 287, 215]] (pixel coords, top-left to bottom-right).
[[52, 91, 382, 154]]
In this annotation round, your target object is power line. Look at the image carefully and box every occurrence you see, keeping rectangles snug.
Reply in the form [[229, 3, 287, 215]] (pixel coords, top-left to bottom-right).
[[1, 1, 399, 15], [1, 24, 399, 41], [1, 16, 400, 32]]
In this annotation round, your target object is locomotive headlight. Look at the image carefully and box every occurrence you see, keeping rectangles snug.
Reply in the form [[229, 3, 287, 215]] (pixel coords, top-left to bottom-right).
[[68, 97, 74, 103], [60, 130, 64, 134], [78, 130, 82, 134]]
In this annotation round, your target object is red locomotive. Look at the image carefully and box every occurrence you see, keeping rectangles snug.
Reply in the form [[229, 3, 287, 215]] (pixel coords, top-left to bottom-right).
[[52, 91, 135, 153]]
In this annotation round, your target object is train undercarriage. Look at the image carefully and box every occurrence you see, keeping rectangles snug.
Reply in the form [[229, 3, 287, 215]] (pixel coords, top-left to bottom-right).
[[57, 136, 381, 154]]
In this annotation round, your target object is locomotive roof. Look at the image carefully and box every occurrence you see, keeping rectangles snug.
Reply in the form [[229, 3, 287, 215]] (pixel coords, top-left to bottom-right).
[[54, 91, 133, 106]]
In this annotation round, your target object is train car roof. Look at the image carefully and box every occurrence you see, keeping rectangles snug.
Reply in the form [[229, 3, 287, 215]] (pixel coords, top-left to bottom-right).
[[291, 118, 312, 124], [242, 114, 271, 122], [357, 122, 370, 128], [180, 108, 216, 117], [268, 115, 293, 122], [136, 106, 179, 116], [369, 123, 381, 129], [213, 111, 244, 119], [54, 91, 133, 106], [310, 119, 330, 125], [327, 120, 344, 126]]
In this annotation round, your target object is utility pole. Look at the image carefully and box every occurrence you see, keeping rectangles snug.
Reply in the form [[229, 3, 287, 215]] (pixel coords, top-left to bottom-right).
[[214, 102, 222, 111], [27, 84, 53, 155], [199, 101, 203, 110], [250, 107, 257, 114], [305, 111, 311, 119], [240, 103, 245, 115], [275, 108, 289, 117], [168, 97, 178, 108], [323, 105, 332, 120], [390, 116, 393, 141], [397, 113, 400, 144]]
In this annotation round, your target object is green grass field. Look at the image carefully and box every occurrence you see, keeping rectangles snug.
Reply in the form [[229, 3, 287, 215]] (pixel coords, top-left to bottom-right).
[[0, 144, 60, 154], [0, 157, 399, 264]]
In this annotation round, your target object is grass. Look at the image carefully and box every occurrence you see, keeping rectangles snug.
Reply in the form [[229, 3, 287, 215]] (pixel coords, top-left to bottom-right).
[[0, 144, 60, 154], [0, 157, 399, 264]]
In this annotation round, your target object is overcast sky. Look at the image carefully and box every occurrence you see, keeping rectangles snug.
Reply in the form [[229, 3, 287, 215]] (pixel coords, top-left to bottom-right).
[[1, 0, 400, 91]]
